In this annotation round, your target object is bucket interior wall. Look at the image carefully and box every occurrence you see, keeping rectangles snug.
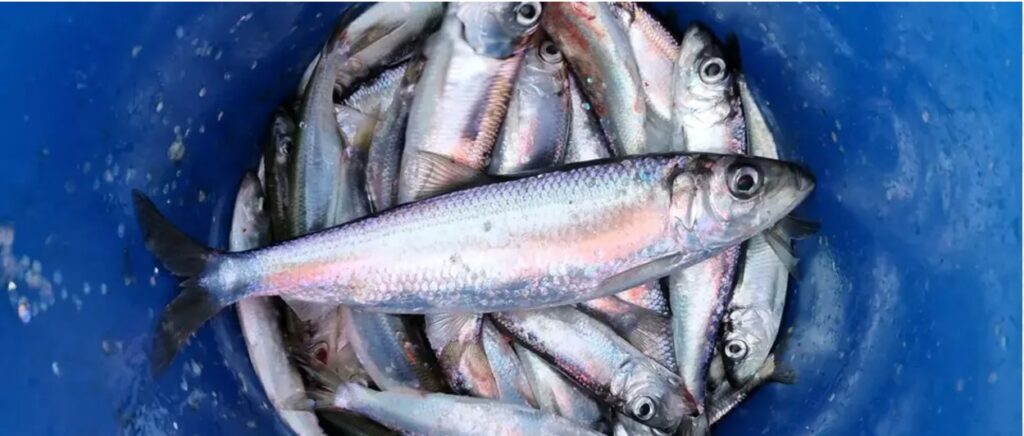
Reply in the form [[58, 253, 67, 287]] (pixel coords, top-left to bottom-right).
[[0, 3, 1019, 435]]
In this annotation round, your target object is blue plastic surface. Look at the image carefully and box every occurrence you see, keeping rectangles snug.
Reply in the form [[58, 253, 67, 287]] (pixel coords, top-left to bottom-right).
[[0, 3, 1019, 435]]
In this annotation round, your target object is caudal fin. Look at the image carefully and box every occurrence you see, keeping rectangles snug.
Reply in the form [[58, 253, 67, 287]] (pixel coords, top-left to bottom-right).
[[132, 191, 234, 374]]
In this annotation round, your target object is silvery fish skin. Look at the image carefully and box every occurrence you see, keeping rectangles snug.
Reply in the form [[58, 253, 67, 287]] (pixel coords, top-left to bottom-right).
[[231, 173, 326, 436], [341, 307, 446, 392], [137, 154, 814, 370], [615, 281, 670, 317], [613, 414, 665, 436], [576, 295, 677, 372], [426, 313, 500, 399], [720, 75, 788, 387], [706, 354, 780, 425], [609, 3, 679, 151], [481, 320, 538, 407], [489, 36, 571, 175], [317, 383, 603, 436], [262, 109, 296, 242], [366, 58, 426, 213], [515, 343, 603, 428], [670, 23, 745, 154], [398, 2, 541, 204], [331, 2, 444, 92], [333, 64, 407, 155], [492, 307, 688, 432], [564, 74, 613, 164], [543, 2, 646, 156], [667, 24, 747, 414]]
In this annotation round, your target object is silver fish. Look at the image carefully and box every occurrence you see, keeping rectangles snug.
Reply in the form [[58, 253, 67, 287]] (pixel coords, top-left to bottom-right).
[[262, 109, 296, 242], [667, 23, 746, 414], [576, 295, 677, 372], [231, 173, 326, 436], [482, 319, 537, 407], [333, 64, 407, 156], [542, 2, 646, 156], [341, 307, 446, 391], [492, 307, 688, 431], [303, 382, 603, 436], [398, 2, 541, 204], [706, 354, 784, 425], [426, 313, 500, 399], [613, 414, 665, 436], [136, 154, 813, 371], [516, 343, 603, 428], [366, 58, 426, 213], [615, 282, 669, 317], [489, 36, 571, 175], [563, 74, 613, 164], [331, 2, 444, 92], [609, 3, 679, 151]]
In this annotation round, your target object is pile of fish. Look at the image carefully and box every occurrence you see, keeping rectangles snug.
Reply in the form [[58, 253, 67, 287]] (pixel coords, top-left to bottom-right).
[[133, 3, 817, 435]]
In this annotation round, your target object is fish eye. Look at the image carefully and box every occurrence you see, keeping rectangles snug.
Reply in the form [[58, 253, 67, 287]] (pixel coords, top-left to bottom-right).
[[309, 341, 330, 365], [630, 396, 657, 421], [515, 2, 542, 26], [699, 57, 727, 84], [724, 339, 749, 359], [539, 41, 562, 63], [728, 164, 762, 200]]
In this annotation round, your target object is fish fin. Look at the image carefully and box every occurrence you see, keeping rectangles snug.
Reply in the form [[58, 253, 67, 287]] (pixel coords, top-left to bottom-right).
[[629, 309, 677, 372], [283, 297, 337, 323], [594, 253, 683, 297], [425, 313, 483, 351], [766, 361, 798, 385], [763, 229, 799, 278], [280, 393, 318, 412], [410, 151, 496, 201], [133, 191, 240, 375], [774, 215, 820, 240]]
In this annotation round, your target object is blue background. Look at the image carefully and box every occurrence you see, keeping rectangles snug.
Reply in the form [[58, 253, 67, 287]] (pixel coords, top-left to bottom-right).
[[0, 3, 1019, 435]]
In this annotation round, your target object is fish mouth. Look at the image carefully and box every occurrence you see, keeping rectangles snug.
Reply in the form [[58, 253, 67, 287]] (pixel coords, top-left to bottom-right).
[[790, 162, 816, 194]]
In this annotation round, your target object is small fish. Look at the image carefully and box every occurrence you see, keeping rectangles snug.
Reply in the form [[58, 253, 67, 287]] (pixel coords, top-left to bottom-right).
[[481, 319, 537, 407], [330, 2, 445, 92], [489, 36, 571, 175], [609, 3, 679, 151], [563, 74, 614, 164], [613, 414, 666, 436], [335, 64, 408, 158], [707, 354, 792, 425], [426, 313, 500, 399], [341, 307, 446, 392], [667, 23, 746, 414], [135, 153, 813, 372], [303, 306, 372, 389], [398, 2, 541, 204], [576, 295, 677, 372], [230, 173, 327, 436], [296, 382, 603, 436], [516, 343, 603, 429], [261, 109, 296, 242], [492, 307, 688, 431], [543, 2, 647, 156], [366, 58, 426, 213], [615, 282, 670, 317]]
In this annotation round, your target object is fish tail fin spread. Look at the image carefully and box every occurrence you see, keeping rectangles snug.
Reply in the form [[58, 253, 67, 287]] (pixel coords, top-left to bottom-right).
[[132, 190, 239, 374]]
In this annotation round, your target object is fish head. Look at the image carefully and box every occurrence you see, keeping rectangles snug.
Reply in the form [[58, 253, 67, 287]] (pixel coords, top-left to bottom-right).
[[673, 24, 744, 153], [669, 155, 814, 254], [721, 306, 774, 387], [456, 2, 542, 58], [619, 361, 688, 431]]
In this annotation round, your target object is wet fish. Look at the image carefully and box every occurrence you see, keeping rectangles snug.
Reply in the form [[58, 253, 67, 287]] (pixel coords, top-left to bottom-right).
[[615, 282, 669, 317], [335, 64, 408, 157], [136, 153, 813, 371], [426, 313, 500, 399], [610, 3, 679, 150], [542, 2, 647, 156], [330, 2, 444, 92], [706, 354, 787, 425], [613, 414, 663, 436], [667, 23, 746, 414], [262, 109, 296, 242], [489, 36, 571, 175], [563, 74, 613, 164], [516, 343, 603, 429], [303, 306, 372, 388], [492, 307, 688, 432], [481, 320, 537, 407], [366, 58, 426, 213], [576, 295, 677, 372], [398, 2, 541, 204], [231, 173, 326, 436], [299, 382, 603, 436], [341, 307, 446, 391]]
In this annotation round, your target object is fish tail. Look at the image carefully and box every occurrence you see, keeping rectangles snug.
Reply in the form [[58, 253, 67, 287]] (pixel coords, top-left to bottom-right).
[[132, 190, 242, 374]]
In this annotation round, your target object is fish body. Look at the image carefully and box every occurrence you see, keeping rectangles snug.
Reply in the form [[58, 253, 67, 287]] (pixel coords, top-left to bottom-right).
[[543, 2, 646, 156], [482, 319, 537, 407], [262, 110, 296, 242], [489, 36, 571, 175], [399, 3, 540, 203], [335, 64, 407, 159], [576, 295, 676, 372], [564, 74, 613, 164], [366, 59, 426, 213], [516, 343, 603, 428], [312, 383, 602, 436], [342, 307, 445, 391], [426, 313, 500, 399], [492, 307, 688, 432], [615, 282, 669, 317]]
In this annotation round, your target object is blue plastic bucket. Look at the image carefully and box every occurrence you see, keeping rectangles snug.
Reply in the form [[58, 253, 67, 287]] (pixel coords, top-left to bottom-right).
[[0, 3, 1019, 435]]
